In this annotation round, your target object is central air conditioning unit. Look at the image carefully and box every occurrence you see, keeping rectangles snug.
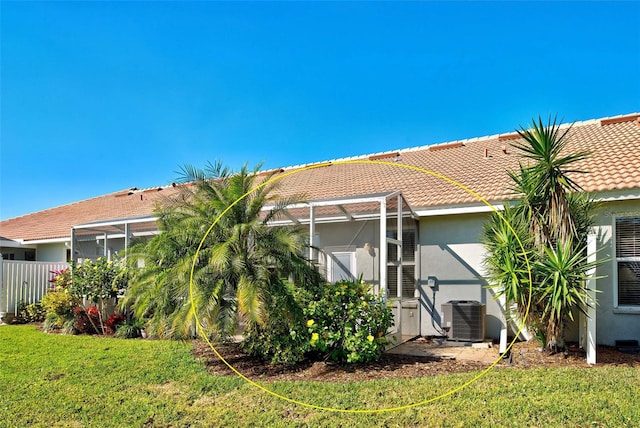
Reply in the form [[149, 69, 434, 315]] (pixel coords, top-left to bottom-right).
[[442, 300, 485, 342]]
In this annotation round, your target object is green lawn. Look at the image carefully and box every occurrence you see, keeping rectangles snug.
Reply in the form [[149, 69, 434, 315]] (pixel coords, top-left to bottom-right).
[[1, 325, 638, 427]]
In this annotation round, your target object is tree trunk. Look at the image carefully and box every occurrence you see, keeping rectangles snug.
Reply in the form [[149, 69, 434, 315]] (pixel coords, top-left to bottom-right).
[[545, 319, 565, 353]]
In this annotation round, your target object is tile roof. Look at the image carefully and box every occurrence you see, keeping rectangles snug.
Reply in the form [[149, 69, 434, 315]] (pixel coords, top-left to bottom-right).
[[2, 113, 639, 242], [0, 186, 183, 242]]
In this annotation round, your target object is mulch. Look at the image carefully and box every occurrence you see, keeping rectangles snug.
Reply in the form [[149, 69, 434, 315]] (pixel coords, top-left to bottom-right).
[[191, 340, 640, 383]]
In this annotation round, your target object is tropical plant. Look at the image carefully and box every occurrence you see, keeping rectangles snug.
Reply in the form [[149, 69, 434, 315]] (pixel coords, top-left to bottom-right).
[[483, 116, 599, 352], [70, 257, 128, 303], [72, 305, 102, 335], [14, 301, 47, 323], [304, 278, 394, 363], [120, 162, 323, 343], [41, 290, 79, 331], [105, 313, 127, 334], [241, 279, 310, 365], [115, 318, 146, 339], [50, 268, 72, 289]]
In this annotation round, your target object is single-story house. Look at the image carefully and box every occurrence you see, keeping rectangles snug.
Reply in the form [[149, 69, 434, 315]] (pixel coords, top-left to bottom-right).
[[2, 113, 639, 360]]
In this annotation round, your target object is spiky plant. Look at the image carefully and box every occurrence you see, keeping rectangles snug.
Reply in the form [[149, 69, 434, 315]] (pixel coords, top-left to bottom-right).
[[483, 116, 599, 352]]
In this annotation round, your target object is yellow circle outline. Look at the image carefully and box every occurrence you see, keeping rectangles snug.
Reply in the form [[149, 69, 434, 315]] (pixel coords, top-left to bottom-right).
[[189, 159, 532, 413]]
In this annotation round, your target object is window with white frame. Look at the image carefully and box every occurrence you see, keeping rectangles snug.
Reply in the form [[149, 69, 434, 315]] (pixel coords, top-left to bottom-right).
[[327, 251, 355, 283], [615, 216, 640, 306]]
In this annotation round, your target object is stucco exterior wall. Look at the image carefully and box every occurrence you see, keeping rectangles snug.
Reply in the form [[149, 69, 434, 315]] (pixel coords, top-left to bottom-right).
[[36, 243, 67, 262], [592, 199, 640, 346], [418, 212, 504, 339], [313, 220, 380, 284]]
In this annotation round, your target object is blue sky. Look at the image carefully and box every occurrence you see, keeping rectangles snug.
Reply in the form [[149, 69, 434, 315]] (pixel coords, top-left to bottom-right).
[[1, 1, 639, 220]]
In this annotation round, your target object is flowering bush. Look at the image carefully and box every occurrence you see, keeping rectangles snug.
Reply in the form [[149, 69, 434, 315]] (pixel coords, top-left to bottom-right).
[[305, 279, 394, 363], [242, 278, 394, 365], [70, 257, 128, 302], [50, 268, 72, 290], [42, 259, 129, 336]]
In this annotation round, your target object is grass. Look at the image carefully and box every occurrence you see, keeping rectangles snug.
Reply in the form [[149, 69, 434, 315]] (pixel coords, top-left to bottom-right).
[[1, 325, 638, 427]]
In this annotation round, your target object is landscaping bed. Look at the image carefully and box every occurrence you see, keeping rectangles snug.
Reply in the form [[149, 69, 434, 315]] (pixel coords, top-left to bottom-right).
[[193, 339, 640, 383]]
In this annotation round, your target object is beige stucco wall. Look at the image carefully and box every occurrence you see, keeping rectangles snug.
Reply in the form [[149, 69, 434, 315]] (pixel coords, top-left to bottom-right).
[[418, 212, 504, 339], [592, 199, 640, 346], [416, 199, 640, 346], [36, 243, 67, 262]]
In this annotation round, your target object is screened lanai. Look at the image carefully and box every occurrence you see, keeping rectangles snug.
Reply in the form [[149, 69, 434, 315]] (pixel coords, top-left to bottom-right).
[[70, 192, 420, 341], [266, 191, 420, 341], [70, 215, 159, 261]]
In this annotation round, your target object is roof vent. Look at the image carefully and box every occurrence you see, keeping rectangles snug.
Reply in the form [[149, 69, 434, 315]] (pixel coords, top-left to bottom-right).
[[498, 133, 520, 141], [308, 162, 332, 169], [257, 168, 285, 177], [601, 114, 640, 126], [368, 152, 400, 161], [429, 142, 464, 152]]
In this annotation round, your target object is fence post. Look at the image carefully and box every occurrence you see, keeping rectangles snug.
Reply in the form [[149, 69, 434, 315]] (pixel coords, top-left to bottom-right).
[[0, 254, 6, 323]]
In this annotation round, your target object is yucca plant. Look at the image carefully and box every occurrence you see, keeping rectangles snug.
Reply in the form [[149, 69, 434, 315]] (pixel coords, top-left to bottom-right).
[[483, 116, 599, 352], [535, 239, 600, 350]]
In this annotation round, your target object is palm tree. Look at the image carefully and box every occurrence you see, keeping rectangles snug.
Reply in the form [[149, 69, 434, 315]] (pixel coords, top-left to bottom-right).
[[120, 162, 322, 341], [483, 116, 598, 352]]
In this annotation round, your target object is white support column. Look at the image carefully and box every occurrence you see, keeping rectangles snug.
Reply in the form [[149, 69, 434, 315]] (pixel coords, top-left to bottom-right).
[[397, 194, 403, 299], [103, 233, 108, 259], [0, 254, 6, 322], [499, 294, 508, 354], [124, 223, 131, 257], [586, 232, 597, 364], [70, 227, 76, 262], [309, 206, 315, 261], [396, 195, 403, 340], [379, 200, 387, 301]]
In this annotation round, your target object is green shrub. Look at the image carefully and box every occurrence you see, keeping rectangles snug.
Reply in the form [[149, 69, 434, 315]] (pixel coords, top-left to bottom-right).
[[305, 279, 394, 364], [242, 284, 310, 365], [43, 312, 63, 331], [41, 290, 79, 317], [243, 278, 394, 365], [41, 290, 79, 332], [70, 257, 128, 303], [15, 301, 46, 323], [115, 318, 146, 339]]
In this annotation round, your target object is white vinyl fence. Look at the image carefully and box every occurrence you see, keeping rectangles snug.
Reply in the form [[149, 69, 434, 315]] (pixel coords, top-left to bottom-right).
[[0, 259, 68, 320]]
